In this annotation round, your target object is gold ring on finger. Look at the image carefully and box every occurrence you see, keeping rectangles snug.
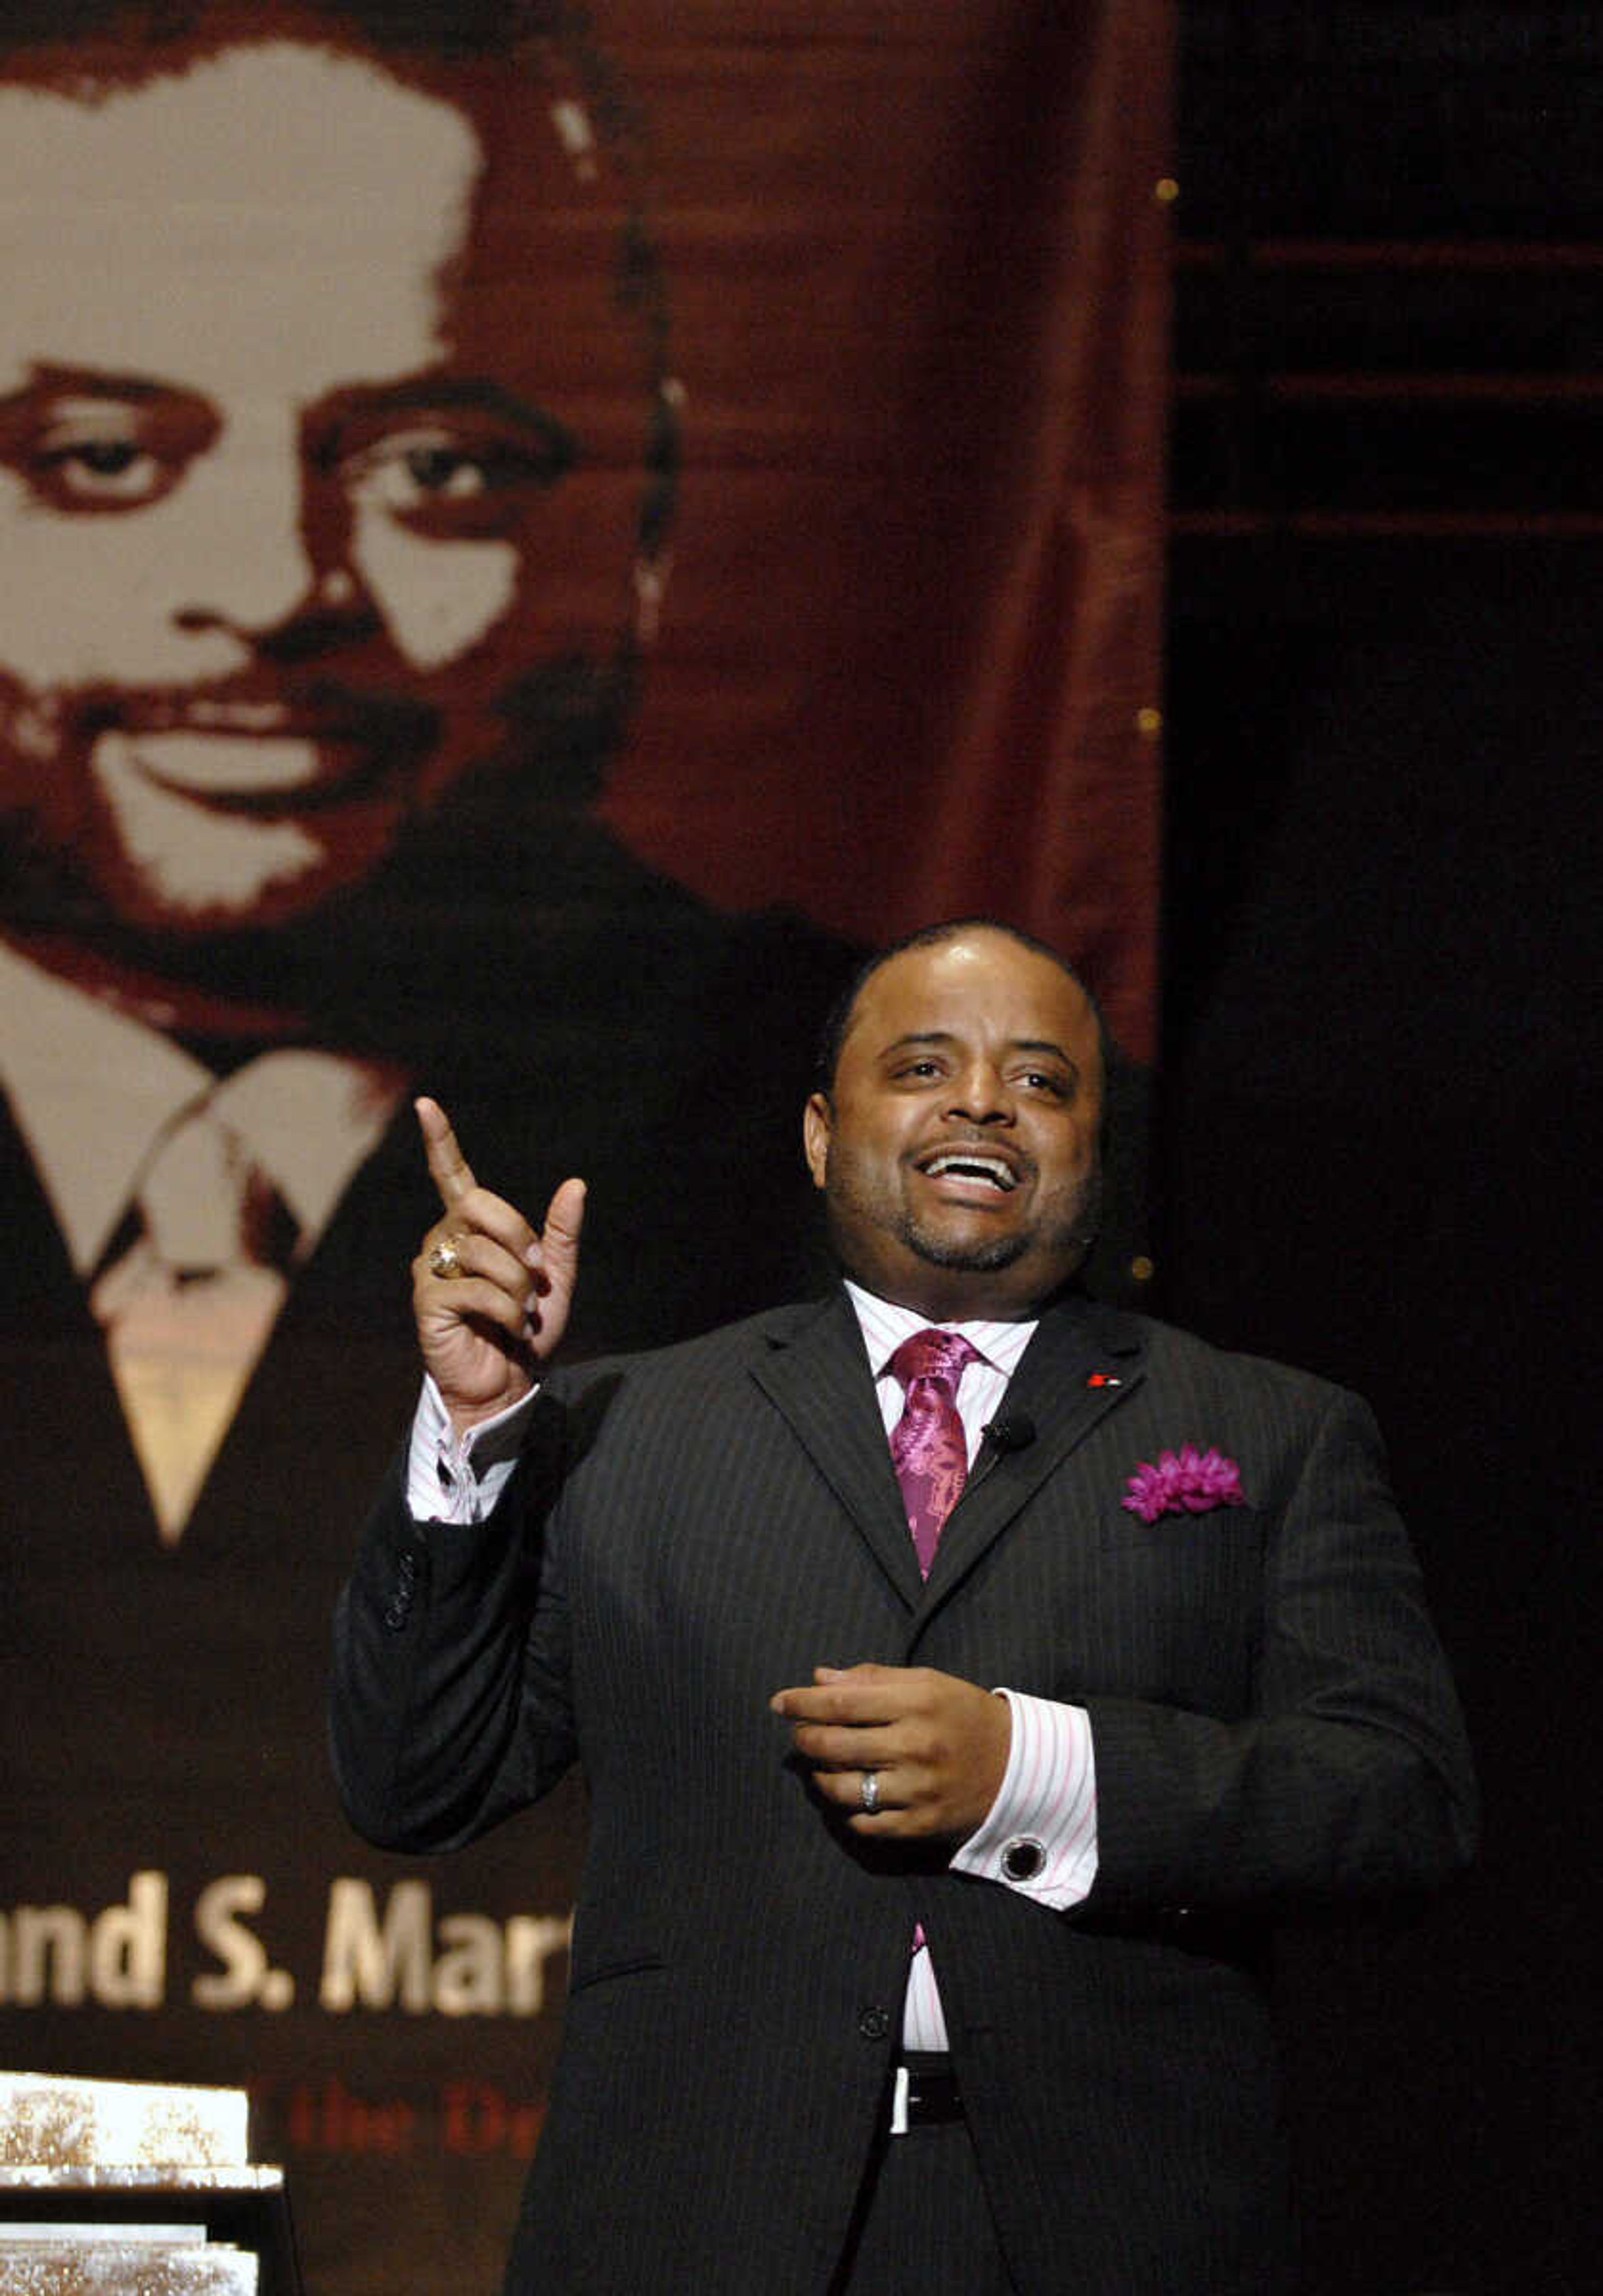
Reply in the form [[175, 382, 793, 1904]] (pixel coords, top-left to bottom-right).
[[428, 1236, 464, 1280]]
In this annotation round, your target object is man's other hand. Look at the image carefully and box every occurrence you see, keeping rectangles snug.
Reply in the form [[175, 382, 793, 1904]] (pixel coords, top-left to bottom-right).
[[412, 1096, 584, 1431], [770, 1663, 1011, 1843]]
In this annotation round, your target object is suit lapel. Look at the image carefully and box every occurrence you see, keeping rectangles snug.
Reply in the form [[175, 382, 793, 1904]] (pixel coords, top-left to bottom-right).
[[748, 1291, 927, 1609], [749, 1289, 1150, 1617], [915, 1297, 1148, 1620]]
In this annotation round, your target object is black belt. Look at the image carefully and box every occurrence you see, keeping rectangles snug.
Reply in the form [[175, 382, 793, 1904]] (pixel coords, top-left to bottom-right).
[[890, 2056, 964, 2133]]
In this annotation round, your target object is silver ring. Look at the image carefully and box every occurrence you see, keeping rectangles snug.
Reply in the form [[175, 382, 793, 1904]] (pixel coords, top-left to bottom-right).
[[859, 1770, 880, 1815], [428, 1237, 463, 1280]]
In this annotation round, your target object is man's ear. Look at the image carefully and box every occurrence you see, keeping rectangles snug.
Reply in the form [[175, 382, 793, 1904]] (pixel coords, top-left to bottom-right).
[[802, 1093, 832, 1191]]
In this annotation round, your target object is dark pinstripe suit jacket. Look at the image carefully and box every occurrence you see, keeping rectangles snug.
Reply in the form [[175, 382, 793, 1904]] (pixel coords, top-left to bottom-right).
[[331, 1287, 1477, 2295]]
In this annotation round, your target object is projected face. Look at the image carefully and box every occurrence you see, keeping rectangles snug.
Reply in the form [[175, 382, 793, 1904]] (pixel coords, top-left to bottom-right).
[[0, 38, 662, 934]]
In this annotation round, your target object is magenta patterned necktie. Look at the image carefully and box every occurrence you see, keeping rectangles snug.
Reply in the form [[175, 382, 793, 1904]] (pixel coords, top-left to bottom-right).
[[888, 1328, 981, 1577]]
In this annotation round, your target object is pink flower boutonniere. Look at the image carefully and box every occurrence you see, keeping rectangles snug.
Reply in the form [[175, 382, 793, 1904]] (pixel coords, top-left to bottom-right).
[[1122, 1443, 1245, 1524]]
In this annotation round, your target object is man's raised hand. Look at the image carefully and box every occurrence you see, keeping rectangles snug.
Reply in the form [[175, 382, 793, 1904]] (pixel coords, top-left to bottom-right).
[[411, 1096, 584, 1430]]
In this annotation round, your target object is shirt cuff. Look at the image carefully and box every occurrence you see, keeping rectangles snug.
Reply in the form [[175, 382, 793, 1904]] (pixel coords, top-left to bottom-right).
[[405, 1374, 539, 1524], [949, 1689, 1098, 1910]]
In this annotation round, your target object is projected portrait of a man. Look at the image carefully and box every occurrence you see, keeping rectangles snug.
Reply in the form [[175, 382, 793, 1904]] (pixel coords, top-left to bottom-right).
[[0, 0, 834, 1544]]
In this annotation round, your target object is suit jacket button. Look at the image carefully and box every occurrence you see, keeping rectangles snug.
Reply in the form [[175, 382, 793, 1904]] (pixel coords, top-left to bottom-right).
[[857, 2006, 891, 2041]]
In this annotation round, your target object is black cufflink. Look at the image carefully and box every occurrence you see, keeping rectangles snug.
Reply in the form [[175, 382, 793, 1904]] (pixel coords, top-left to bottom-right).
[[1001, 1836, 1045, 1883]]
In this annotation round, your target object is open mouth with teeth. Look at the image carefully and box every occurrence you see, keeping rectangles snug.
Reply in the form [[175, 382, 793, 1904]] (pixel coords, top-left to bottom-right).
[[918, 1152, 1020, 1194]]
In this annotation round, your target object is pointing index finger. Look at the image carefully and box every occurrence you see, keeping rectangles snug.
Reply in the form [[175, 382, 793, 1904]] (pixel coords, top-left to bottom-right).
[[415, 1095, 478, 1209]]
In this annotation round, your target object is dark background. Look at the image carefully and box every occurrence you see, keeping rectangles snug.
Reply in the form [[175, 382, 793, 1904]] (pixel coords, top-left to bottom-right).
[[1159, 7, 1598, 2290], [3, 9, 1594, 2289]]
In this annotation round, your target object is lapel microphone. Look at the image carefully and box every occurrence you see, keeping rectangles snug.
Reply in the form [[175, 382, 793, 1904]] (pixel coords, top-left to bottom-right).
[[981, 1413, 1037, 1456]]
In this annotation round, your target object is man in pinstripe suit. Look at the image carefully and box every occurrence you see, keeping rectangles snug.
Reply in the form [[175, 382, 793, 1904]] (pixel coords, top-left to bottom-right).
[[332, 919, 1476, 2293]]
